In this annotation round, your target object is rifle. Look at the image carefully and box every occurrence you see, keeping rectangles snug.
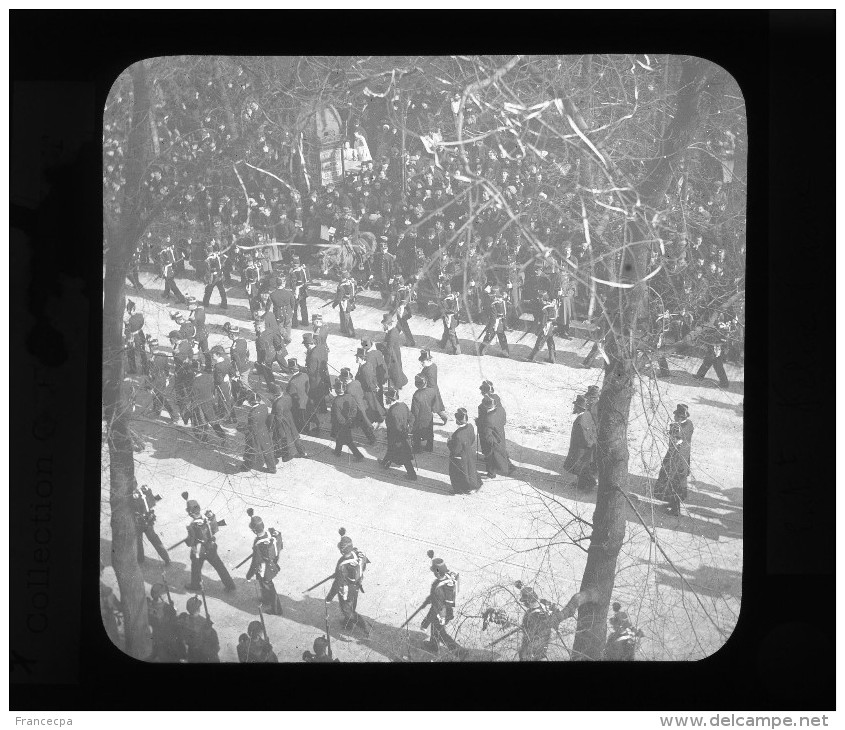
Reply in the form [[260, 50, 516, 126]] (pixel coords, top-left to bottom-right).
[[324, 592, 333, 660], [399, 597, 430, 629], [234, 552, 254, 570], [515, 327, 533, 344], [304, 574, 334, 593], [490, 626, 522, 646], [167, 518, 227, 552], [161, 573, 174, 608], [199, 580, 212, 625]]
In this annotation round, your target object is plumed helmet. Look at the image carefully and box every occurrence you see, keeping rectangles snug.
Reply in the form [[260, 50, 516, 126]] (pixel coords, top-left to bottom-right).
[[519, 584, 538, 604], [337, 527, 353, 551], [427, 549, 447, 574], [247, 508, 264, 533], [182, 492, 200, 515]]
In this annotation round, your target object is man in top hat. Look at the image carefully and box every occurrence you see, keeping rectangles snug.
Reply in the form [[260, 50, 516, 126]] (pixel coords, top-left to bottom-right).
[[653, 404, 694, 516], [311, 313, 329, 352], [304, 331, 330, 432], [409, 373, 437, 453], [182, 494, 236, 593], [285, 358, 311, 435], [380, 387, 417, 480], [202, 245, 228, 308], [421, 554, 468, 659], [178, 594, 220, 663], [240, 391, 277, 474], [267, 276, 296, 344], [287, 253, 310, 327], [528, 289, 559, 364], [332, 268, 358, 338], [478, 285, 511, 358], [245, 509, 283, 615], [237, 620, 279, 663], [563, 394, 598, 491], [436, 280, 462, 355], [188, 359, 227, 443], [326, 528, 371, 636], [147, 583, 185, 662], [267, 383, 309, 461], [355, 347, 385, 425], [330, 378, 365, 461], [477, 394, 516, 479], [339, 367, 376, 444], [131, 479, 170, 566], [446, 408, 481, 494], [418, 349, 449, 425], [158, 238, 186, 303], [381, 313, 408, 390]]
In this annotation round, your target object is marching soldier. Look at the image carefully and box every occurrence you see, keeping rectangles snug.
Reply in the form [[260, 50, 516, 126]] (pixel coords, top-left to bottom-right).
[[245, 508, 283, 615], [418, 349, 449, 425], [330, 378, 365, 461], [420, 552, 468, 658], [224, 322, 252, 406], [436, 281, 461, 355], [477, 394, 516, 479], [186, 297, 212, 372], [381, 313, 408, 391], [478, 285, 511, 358], [325, 527, 371, 636], [202, 244, 228, 308], [288, 254, 310, 328], [178, 595, 220, 662], [527, 289, 558, 364], [332, 268, 358, 338], [372, 236, 396, 306], [182, 493, 236, 593], [267, 384, 309, 461], [285, 358, 311, 436], [237, 620, 279, 663], [694, 316, 731, 388], [390, 274, 417, 346], [409, 373, 436, 453], [653, 403, 694, 516], [243, 251, 263, 315], [446, 408, 481, 494], [339, 367, 376, 444], [380, 387, 417, 480], [302, 636, 339, 663], [604, 601, 644, 661], [131, 479, 170, 565], [241, 391, 277, 474], [516, 583, 564, 661], [304, 332, 330, 433], [158, 239, 186, 302], [267, 276, 295, 344], [147, 583, 185, 662], [563, 394, 598, 491], [210, 345, 236, 425], [354, 347, 385, 425], [188, 360, 226, 443], [148, 345, 178, 422]]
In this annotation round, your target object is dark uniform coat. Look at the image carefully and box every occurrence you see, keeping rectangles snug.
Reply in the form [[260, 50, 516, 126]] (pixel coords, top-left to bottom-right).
[[330, 392, 359, 439], [344, 379, 369, 423], [447, 423, 481, 493], [306, 343, 330, 404], [286, 371, 310, 414], [477, 393, 505, 453], [178, 613, 220, 663]]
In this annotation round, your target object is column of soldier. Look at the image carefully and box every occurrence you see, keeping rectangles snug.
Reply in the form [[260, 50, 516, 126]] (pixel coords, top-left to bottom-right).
[[131, 478, 644, 663]]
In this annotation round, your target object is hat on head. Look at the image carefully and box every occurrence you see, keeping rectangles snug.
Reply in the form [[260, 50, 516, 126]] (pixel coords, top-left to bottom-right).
[[311, 313, 323, 324], [418, 349, 432, 362], [574, 394, 588, 410], [355, 347, 367, 359], [186, 296, 198, 309], [337, 527, 353, 551], [223, 322, 239, 335], [516, 581, 538, 604], [674, 403, 690, 419], [186, 596, 202, 613], [612, 601, 622, 612], [313, 636, 329, 652], [384, 386, 399, 401], [210, 344, 226, 357], [247, 620, 264, 638], [168, 329, 181, 341], [302, 332, 315, 345], [339, 367, 352, 381], [182, 491, 200, 514], [455, 407, 468, 423], [427, 549, 447, 573], [287, 357, 299, 370], [480, 380, 494, 394], [247, 508, 264, 533]]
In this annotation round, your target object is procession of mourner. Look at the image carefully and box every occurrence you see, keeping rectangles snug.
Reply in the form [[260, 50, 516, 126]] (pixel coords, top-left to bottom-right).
[[103, 55, 744, 662]]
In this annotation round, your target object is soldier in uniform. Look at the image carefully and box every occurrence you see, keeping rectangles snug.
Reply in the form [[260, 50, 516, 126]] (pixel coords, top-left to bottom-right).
[[420, 553, 468, 658], [241, 391, 277, 474], [187, 360, 226, 443], [210, 345, 236, 425], [147, 583, 185, 662], [224, 322, 252, 407], [302, 636, 339, 663], [325, 527, 371, 636], [478, 285, 511, 357], [170, 331, 196, 425], [178, 595, 220, 663], [332, 269, 358, 338], [182, 494, 236, 593], [477, 394, 516, 479], [409, 373, 437, 453], [528, 289, 559, 363], [436, 281, 461, 355], [330, 378, 365, 461], [186, 297, 212, 372], [653, 404, 694, 516], [148, 344, 178, 422], [288, 254, 310, 328], [380, 387, 417, 480], [158, 240, 186, 302], [354, 347, 385, 426], [245, 509, 283, 615], [604, 601, 644, 661], [372, 236, 396, 306], [446, 407, 481, 494], [694, 317, 731, 388], [390, 274, 417, 346], [131, 480, 170, 565], [285, 358, 312, 436], [237, 620, 279, 663], [267, 276, 296, 345], [516, 583, 564, 662], [267, 384, 309, 461], [418, 349, 449, 425], [242, 251, 263, 315], [563, 394, 598, 491], [202, 245, 228, 308], [381, 314, 408, 391], [339, 367, 376, 444], [304, 332, 330, 432]]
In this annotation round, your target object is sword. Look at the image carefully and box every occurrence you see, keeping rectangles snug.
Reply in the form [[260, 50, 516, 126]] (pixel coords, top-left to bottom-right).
[[304, 574, 334, 593], [490, 626, 522, 646]]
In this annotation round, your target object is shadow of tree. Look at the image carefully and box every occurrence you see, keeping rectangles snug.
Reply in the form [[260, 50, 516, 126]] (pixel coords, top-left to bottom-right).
[[643, 559, 742, 601]]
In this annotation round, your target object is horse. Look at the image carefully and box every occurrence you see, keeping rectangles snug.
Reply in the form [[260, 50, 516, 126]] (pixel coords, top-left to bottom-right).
[[319, 231, 378, 281]]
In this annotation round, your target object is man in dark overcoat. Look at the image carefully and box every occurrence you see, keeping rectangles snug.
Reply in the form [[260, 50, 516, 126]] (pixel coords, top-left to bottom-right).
[[446, 408, 481, 494], [380, 387, 417, 480], [653, 403, 694, 516], [563, 394, 597, 490]]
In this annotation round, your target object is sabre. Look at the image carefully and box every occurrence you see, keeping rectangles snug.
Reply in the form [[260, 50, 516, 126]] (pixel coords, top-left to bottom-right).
[[234, 552, 254, 570], [490, 626, 522, 646], [304, 574, 334, 593], [515, 327, 533, 344], [399, 597, 430, 629]]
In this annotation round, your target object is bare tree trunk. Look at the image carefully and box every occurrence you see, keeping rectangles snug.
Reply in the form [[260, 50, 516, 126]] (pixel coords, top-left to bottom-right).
[[103, 60, 153, 660], [572, 56, 712, 661]]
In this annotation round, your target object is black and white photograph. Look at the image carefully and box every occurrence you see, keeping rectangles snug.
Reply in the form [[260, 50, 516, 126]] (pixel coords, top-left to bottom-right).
[[101, 53, 745, 664]]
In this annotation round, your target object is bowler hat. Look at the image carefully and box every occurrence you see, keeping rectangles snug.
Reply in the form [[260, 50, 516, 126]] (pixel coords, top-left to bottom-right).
[[418, 349, 432, 362], [674, 403, 690, 419]]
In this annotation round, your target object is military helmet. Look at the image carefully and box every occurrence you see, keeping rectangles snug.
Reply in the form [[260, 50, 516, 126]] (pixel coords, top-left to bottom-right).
[[186, 596, 202, 613], [247, 508, 264, 533], [337, 527, 353, 551]]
